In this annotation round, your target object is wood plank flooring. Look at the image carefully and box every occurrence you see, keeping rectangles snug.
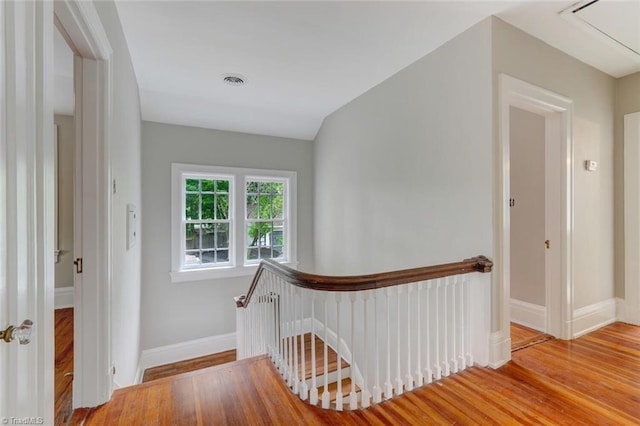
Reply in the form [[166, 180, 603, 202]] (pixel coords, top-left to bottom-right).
[[54, 308, 74, 426], [510, 322, 554, 351], [80, 322, 640, 425]]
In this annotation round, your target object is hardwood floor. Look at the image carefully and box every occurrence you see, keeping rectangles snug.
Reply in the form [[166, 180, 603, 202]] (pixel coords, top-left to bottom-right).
[[143, 350, 237, 382], [54, 308, 74, 426], [80, 322, 640, 425], [510, 322, 554, 351]]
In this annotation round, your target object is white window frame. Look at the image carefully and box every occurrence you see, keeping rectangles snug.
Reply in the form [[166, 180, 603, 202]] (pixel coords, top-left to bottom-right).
[[170, 163, 297, 282]]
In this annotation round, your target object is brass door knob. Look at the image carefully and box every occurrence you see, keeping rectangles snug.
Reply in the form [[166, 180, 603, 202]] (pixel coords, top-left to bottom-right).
[[545, 240, 550, 249]]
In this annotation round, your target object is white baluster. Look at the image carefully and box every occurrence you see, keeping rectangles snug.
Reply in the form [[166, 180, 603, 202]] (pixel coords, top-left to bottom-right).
[[309, 291, 318, 405], [361, 290, 371, 408], [293, 287, 300, 394], [321, 293, 330, 409], [335, 292, 343, 411], [395, 286, 403, 395], [384, 287, 393, 400], [277, 278, 284, 372], [424, 281, 433, 384], [434, 279, 442, 380], [300, 289, 309, 400], [405, 284, 413, 392], [349, 292, 358, 410], [288, 283, 295, 389], [457, 278, 466, 370], [372, 289, 382, 404], [464, 277, 473, 366], [451, 277, 459, 374], [415, 282, 424, 387]]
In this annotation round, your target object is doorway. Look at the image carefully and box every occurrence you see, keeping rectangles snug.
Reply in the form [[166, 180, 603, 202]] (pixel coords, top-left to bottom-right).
[[53, 23, 76, 424], [509, 106, 552, 349], [492, 74, 574, 367]]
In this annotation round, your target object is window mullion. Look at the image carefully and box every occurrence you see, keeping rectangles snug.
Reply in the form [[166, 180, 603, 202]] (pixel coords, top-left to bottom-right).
[[235, 174, 246, 267]]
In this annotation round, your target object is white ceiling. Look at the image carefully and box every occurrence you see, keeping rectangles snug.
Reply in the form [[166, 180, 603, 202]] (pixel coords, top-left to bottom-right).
[[73, 1, 639, 141]]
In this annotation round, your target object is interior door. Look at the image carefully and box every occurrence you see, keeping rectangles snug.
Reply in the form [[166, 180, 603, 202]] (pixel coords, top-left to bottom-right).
[[0, 0, 55, 420]]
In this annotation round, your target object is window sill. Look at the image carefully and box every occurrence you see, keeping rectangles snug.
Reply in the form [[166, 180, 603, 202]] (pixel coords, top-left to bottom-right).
[[169, 261, 298, 283]]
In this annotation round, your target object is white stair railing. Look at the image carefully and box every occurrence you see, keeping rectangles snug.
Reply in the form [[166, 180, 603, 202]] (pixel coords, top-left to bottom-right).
[[235, 256, 492, 411]]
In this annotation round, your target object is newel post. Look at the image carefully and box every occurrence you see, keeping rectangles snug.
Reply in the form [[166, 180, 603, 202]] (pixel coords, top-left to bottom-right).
[[235, 295, 246, 359]]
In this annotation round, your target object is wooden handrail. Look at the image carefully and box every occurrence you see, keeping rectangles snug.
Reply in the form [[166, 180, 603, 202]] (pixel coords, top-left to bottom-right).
[[236, 255, 492, 308]]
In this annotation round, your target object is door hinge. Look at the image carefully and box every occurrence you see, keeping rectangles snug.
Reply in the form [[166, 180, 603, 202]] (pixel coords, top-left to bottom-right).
[[509, 198, 515, 207], [73, 258, 83, 274]]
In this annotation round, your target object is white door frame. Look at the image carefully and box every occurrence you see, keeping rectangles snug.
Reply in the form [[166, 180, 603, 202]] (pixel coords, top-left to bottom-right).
[[491, 74, 574, 368], [54, 0, 113, 408], [624, 112, 640, 325]]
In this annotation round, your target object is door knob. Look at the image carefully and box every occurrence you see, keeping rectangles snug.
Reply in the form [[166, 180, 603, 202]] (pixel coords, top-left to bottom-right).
[[0, 319, 34, 344], [545, 240, 550, 249]]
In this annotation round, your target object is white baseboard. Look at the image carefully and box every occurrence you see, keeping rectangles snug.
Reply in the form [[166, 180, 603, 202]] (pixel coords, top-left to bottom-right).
[[135, 332, 236, 384], [616, 297, 640, 325], [510, 299, 546, 332], [488, 330, 511, 368], [54, 286, 74, 309], [572, 298, 617, 338]]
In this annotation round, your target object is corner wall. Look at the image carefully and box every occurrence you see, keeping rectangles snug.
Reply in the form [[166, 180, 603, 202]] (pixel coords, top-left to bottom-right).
[[313, 19, 493, 276], [95, 0, 143, 388], [492, 17, 616, 327], [140, 121, 313, 351]]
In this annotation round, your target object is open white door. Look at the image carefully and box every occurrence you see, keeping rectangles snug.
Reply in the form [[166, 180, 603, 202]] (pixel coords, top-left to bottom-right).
[[0, 0, 55, 421]]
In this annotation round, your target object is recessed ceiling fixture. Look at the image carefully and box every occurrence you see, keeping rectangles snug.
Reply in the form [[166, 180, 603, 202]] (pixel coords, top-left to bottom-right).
[[222, 74, 246, 87]]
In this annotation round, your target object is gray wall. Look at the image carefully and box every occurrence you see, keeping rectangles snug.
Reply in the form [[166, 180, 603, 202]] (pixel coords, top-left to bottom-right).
[[615, 72, 640, 297], [492, 17, 616, 311], [95, 0, 143, 387], [509, 107, 545, 306], [54, 114, 74, 289], [314, 19, 493, 276], [140, 121, 313, 350]]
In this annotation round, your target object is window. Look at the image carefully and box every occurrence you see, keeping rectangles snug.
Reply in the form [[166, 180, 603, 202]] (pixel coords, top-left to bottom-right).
[[171, 164, 296, 282]]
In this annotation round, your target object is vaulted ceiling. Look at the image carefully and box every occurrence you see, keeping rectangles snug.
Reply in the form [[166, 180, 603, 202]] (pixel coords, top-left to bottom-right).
[[55, 1, 640, 140]]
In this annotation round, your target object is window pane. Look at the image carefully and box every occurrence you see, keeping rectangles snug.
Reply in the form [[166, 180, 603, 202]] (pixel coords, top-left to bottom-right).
[[259, 194, 271, 219], [185, 224, 199, 250], [185, 178, 199, 192], [271, 246, 284, 259], [217, 249, 229, 262], [246, 181, 259, 194], [184, 250, 201, 265], [216, 194, 229, 220], [201, 194, 215, 220], [185, 194, 200, 220], [272, 195, 284, 219], [246, 195, 258, 219], [201, 179, 214, 192], [273, 182, 284, 195], [201, 250, 216, 264], [216, 223, 229, 249], [216, 180, 229, 193], [201, 223, 215, 249]]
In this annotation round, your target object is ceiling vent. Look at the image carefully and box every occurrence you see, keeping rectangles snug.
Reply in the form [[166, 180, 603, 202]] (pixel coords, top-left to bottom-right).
[[222, 74, 246, 87]]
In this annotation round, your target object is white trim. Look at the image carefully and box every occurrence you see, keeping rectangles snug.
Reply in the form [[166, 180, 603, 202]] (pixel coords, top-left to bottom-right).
[[55, 286, 75, 309], [624, 112, 640, 326], [170, 261, 298, 283], [54, 0, 114, 408], [510, 299, 546, 332], [488, 332, 511, 369], [135, 333, 237, 385], [571, 299, 617, 338], [494, 74, 574, 366]]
